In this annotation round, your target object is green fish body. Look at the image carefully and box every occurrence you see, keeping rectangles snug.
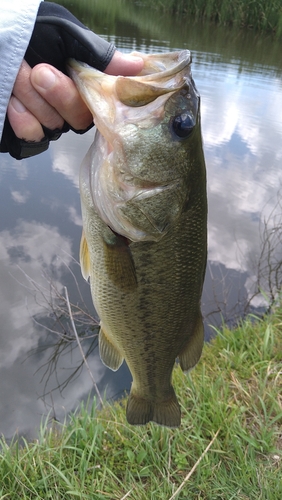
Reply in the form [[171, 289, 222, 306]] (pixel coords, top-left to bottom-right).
[[69, 51, 207, 427]]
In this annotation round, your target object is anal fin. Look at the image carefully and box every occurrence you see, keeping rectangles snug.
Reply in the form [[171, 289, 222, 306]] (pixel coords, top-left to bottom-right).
[[126, 389, 181, 427], [99, 325, 124, 371], [178, 313, 204, 372]]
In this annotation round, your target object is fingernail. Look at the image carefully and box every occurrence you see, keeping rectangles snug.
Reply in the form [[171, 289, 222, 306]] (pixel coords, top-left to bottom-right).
[[32, 66, 57, 90], [124, 55, 144, 67], [10, 96, 27, 113], [130, 56, 143, 62]]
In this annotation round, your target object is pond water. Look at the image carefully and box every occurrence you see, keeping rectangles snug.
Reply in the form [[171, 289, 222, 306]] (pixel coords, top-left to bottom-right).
[[0, 0, 282, 439]]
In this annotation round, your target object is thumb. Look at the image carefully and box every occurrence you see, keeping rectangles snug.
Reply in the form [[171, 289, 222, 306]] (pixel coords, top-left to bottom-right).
[[31, 64, 93, 131], [105, 51, 144, 76]]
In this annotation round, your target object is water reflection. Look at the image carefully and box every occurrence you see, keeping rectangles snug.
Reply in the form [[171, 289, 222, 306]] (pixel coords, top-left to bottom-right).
[[0, 217, 73, 436], [0, 1, 282, 438], [0, 221, 127, 439], [0, 137, 134, 439], [201, 60, 282, 323]]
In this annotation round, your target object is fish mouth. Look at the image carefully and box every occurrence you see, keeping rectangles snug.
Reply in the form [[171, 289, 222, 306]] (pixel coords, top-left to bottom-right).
[[67, 50, 192, 119]]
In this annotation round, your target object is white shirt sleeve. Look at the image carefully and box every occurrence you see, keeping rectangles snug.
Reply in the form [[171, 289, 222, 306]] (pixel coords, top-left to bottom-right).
[[0, 0, 41, 140]]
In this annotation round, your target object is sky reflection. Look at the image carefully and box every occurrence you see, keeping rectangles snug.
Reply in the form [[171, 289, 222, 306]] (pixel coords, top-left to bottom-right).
[[196, 56, 282, 316]]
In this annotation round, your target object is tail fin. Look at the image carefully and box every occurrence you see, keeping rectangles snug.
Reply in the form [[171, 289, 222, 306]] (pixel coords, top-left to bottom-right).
[[126, 389, 181, 427]]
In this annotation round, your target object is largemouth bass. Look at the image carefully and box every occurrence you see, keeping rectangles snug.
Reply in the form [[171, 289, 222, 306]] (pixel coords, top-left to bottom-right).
[[69, 50, 207, 427]]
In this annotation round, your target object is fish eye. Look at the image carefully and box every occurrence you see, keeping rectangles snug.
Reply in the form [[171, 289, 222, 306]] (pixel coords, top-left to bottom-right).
[[171, 112, 195, 139]]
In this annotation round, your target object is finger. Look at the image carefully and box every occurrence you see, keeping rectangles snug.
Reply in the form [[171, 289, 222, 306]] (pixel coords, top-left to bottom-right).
[[7, 96, 45, 142], [31, 64, 93, 131], [105, 51, 144, 76], [13, 60, 64, 131]]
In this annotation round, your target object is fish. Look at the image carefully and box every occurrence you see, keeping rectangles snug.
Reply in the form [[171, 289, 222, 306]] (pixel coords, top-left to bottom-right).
[[68, 50, 207, 427]]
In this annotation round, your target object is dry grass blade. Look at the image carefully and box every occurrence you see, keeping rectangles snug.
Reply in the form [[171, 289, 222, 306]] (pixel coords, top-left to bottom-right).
[[64, 286, 104, 407], [168, 428, 220, 500], [120, 489, 133, 500]]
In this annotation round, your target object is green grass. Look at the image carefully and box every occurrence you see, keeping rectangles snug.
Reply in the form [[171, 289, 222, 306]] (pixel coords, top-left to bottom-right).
[[0, 309, 281, 499], [56, 0, 282, 39], [139, 0, 282, 37]]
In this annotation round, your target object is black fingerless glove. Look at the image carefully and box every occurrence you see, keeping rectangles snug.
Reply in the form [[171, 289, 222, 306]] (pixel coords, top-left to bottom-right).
[[0, 1, 116, 160], [26, 2, 115, 75]]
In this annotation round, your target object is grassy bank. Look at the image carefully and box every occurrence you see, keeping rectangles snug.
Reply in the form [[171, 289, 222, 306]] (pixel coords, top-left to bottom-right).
[[1, 310, 281, 499], [139, 0, 282, 37]]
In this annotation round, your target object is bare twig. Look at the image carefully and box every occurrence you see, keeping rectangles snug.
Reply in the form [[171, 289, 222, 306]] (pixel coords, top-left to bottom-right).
[[15, 262, 100, 397], [64, 286, 104, 407], [168, 428, 220, 500]]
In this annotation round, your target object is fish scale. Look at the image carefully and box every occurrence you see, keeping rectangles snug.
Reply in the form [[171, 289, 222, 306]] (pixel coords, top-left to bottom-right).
[[69, 50, 207, 427]]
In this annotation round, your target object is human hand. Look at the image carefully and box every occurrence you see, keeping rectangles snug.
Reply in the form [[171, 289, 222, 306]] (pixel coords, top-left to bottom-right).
[[0, 2, 144, 159], [7, 52, 144, 145]]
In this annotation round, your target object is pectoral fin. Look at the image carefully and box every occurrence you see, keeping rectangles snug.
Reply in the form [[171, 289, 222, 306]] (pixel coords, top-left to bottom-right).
[[102, 229, 137, 292], [178, 313, 204, 372], [80, 230, 91, 281], [99, 325, 124, 371]]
